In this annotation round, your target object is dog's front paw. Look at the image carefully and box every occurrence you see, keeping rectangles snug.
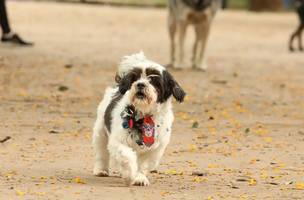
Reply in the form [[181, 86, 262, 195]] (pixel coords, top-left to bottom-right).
[[93, 165, 109, 177], [131, 173, 150, 186]]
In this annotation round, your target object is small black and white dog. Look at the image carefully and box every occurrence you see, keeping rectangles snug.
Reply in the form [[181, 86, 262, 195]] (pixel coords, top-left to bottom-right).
[[168, 0, 220, 70], [289, 0, 304, 51], [92, 52, 185, 186]]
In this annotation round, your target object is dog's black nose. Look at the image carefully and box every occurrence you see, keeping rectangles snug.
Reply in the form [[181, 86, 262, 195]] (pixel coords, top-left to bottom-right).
[[137, 83, 145, 90]]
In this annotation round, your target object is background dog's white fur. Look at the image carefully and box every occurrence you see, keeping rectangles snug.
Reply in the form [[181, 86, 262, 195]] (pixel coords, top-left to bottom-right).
[[92, 52, 182, 186]]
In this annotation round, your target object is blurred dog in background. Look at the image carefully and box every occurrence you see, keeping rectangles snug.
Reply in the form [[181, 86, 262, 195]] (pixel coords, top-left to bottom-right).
[[289, 0, 304, 52], [168, 0, 220, 70]]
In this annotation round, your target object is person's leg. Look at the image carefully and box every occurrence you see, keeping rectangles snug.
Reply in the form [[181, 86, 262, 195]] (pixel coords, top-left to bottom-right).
[[299, 24, 304, 51], [0, 0, 11, 34], [0, 0, 33, 46]]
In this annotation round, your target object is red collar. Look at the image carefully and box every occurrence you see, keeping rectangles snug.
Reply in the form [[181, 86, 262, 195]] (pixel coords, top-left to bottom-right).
[[121, 105, 155, 147]]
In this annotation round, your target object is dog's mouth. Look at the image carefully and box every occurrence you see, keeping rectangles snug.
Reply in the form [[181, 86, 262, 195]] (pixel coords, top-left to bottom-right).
[[135, 91, 146, 100]]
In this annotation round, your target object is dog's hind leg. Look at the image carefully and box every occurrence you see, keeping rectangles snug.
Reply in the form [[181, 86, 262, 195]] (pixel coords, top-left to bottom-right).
[[193, 20, 211, 71], [92, 117, 109, 177], [175, 21, 188, 69], [168, 12, 177, 67], [289, 25, 302, 52], [192, 27, 199, 68], [298, 24, 304, 51], [289, 34, 295, 52]]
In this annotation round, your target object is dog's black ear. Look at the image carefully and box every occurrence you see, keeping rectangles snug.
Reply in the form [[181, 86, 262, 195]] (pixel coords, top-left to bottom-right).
[[115, 74, 121, 84], [118, 74, 132, 95], [117, 68, 142, 95], [162, 70, 186, 103]]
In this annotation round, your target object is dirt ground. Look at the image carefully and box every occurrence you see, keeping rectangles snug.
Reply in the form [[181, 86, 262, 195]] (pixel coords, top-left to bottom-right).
[[0, 1, 304, 200]]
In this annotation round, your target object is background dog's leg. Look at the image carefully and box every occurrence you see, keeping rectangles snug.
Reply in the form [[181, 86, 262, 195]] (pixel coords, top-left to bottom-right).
[[92, 119, 109, 177], [289, 33, 295, 52], [168, 13, 177, 67], [193, 20, 211, 71], [289, 25, 302, 51], [192, 27, 199, 69], [108, 140, 141, 185], [176, 21, 188, 69], [298, 25, 304, 51]]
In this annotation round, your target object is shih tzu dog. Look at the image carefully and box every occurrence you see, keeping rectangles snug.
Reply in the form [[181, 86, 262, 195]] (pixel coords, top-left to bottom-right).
[[92, 52, 186, 186]]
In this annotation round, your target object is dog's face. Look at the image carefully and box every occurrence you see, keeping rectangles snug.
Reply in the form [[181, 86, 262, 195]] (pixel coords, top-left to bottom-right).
[[117, 67, 186, 113]]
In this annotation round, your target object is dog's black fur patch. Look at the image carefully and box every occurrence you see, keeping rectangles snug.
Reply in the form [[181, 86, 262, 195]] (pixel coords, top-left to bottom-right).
[[118, 68, 142, 95], [146, 68, 186, 103], [161, 70, 186, 103], [146, 68, 164, 103], [105, 68, 142, 133], [182, 0, 212, 12], [104, 91, 123, 133]]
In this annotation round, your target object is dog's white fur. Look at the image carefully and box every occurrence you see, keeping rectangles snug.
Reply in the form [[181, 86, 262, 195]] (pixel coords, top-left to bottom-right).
[[92, 52, 176, 186]]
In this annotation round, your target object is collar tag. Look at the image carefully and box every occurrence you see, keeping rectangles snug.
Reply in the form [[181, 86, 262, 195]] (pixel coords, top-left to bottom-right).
[[141, 116, 155, 147]]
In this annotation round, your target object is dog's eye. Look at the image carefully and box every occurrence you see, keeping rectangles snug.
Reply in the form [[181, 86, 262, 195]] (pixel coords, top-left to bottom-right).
[[148, 75, 160, 81]]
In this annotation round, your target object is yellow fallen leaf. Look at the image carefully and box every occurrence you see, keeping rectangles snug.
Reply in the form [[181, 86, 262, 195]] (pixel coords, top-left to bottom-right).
[[74, 177, 85, 184], [18, 89, 28, 97], [248, 178, 257, 186], [189, 144, 197, 152], [160, 191, 170, 196], [176, 112, 190, 120], [207, 196, 213, 200], [194, 177, 202, 183], [63, 112, 69, 117], [184, 95, 190, 102], [234, 101, 248, 113], [193, 177, 208, 183], [164, 169, 183, 175], [260, 171, 268, 179], [278, 162, 286, 168], [5, 170, 17, 179], [35, 192, 46, 196], [240, 194, 248, 200], [249, 158, 258, 164], [295, 182, 304, 190], [221, 110, 230, 118], [15, 190, 25, 196], [263, 137, 273, 143], [253, 128, 269, 136], [85, 132, 91, 140], [207, 164, 219, 169], [189, 163, 197, 167], [208, 127, 217, 135]]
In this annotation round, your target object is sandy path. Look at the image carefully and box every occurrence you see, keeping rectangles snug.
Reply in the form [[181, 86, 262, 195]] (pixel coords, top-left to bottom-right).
[[0, 1, 304, 200]]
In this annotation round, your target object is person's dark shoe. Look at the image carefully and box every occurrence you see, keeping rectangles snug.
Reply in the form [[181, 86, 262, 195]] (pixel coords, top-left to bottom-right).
[[1, 33, 33, 46]]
